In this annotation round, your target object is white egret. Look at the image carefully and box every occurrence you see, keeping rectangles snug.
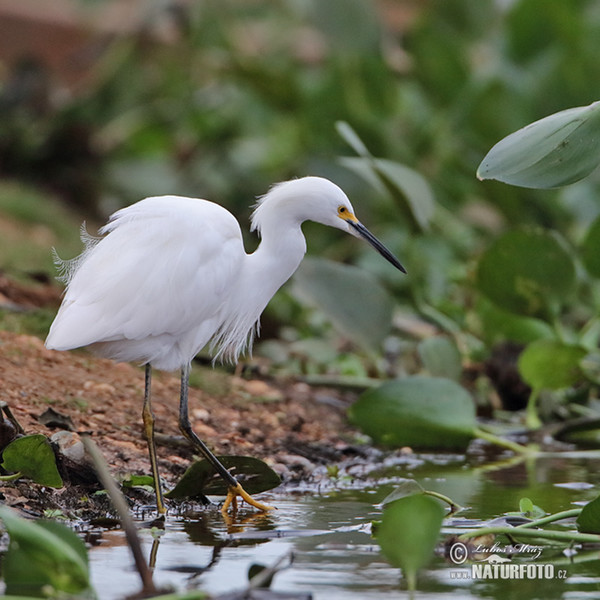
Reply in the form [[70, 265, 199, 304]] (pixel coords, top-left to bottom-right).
[[45, 176, 406, 515]]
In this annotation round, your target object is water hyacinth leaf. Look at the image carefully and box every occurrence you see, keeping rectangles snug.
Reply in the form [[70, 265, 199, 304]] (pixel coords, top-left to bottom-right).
[[0, 505, 90, 596], [381, 479, 426, 505], [581, 215, 600, 279], [518, 339, 586, 391], [476, 228, 576, 318], [166, 456, 280, 499], [376, 495, 445, 590], [292, 257, 395, 350], [576, 494, 600, 534], [348, 376, 476, 450], [477, 101, 600, 188], [475, 297, 554, 345], [417, 336, 462, 381], [1, 434, 63, 488]]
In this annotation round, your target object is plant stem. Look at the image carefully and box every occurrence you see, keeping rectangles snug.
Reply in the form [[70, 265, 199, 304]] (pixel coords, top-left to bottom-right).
[[473, 427, 534, 455], [82, 435, 159, 597], [515, 508, 581, 529], [459, 526, 599, 545], [424, 490, 463, 513], [0, 472, 21, 482], [526, 389, 543, 430]]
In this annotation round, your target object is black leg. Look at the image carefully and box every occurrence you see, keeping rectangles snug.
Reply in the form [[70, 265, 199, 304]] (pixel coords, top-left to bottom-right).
[[177, 362, 273, 513], [177, 362, 237, 487]]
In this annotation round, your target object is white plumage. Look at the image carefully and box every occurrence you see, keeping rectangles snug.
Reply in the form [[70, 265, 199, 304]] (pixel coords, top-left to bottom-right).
[[45, 176, 405, 514]]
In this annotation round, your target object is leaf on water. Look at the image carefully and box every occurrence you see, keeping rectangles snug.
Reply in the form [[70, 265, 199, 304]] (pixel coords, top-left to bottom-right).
[[476, 227, 576, 318], [0, 505, 90, 596], [518, 497, 545, 519], [1, 434, 63, 488], [477, 101, 600, 188], [292, 256, 395, 350], [348, 376, 476, 450], [381, 479, 426, 505], [518, 339, 586, 391], [576, 494, 600, 534], [166, 456, 281, 499], [417, 336, 462, 381], [376, 495, 445, 590]]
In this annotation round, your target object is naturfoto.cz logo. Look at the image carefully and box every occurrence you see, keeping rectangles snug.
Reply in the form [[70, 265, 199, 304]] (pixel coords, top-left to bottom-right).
[[448, 542, 568, 581]]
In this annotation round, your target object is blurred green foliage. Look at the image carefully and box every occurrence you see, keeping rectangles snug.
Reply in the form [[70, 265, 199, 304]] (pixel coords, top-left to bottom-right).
[[4, 0, 600, 433]]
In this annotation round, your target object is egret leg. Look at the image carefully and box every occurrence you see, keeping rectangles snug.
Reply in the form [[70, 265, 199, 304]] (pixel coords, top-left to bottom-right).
[[177, 362, 273, 514], [142, 364, 166, 515]]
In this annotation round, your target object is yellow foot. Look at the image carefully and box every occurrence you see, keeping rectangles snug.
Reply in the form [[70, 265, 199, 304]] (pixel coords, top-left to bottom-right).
[[221, 483, 274, 515]]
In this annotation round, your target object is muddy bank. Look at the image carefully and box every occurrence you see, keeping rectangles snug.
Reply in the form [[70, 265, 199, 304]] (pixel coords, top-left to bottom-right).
[[0, 330, 363, 515]]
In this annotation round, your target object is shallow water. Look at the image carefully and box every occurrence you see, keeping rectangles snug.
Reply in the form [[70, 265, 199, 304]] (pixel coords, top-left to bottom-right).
[[89, 452, 600, 599]]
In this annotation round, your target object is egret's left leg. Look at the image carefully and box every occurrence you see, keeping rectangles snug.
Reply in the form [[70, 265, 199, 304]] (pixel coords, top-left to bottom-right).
[[177, 362, 273, 514]]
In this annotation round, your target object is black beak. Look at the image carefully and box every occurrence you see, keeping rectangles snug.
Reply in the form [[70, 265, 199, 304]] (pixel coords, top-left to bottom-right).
[[349, 221, 407, 274]]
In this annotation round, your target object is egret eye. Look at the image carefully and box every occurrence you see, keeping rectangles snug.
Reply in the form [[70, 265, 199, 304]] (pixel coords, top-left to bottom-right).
[[338, 206, 348, 215]]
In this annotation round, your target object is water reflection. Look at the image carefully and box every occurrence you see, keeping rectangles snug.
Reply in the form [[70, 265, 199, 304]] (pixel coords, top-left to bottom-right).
[[89, 452, 600, 599]]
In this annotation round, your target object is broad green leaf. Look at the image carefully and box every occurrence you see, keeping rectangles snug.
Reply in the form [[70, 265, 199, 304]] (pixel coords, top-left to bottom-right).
[[577, 494, 600, 534], [476, 227, 576, 318], [348, 376, 476, 450], [1, 434, 63, 488], [518, 339, 586, 391], [376, 495, 444, 590], [518, 497, 545, 519], [292, 256, 395, 350], [381, 479, 426, 505], [475, 297, 554, 345], [417, 336, 462, 381], [166, 456, 280, 499], [0, 505, 90, 596], [581, 215, 600, 279], [477, 101, 600, 188]]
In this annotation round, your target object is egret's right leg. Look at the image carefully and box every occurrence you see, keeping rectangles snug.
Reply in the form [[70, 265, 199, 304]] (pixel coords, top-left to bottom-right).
[[142, 363, 166, 515], [177, 362, 273, 514]]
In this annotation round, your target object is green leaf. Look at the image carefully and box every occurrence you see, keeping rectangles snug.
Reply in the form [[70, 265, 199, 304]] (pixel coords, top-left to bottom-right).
[[348, 376, 476, 450], [122, 474, 155, 488], [376, 495, 445, 590], [166, 456, 281, 500], [581, 215, 600, 279], [417, 336, 462, 381], [576, 494, 600, 534], [476, 227, 576, 318], [519, 497, 545, 519], [381, 479, 426, 505], [0, 505, 90, 596], [340, 156, 435, 232], [292, 256, 395, 350], [477, 101, 600, 188], [475, 297, 554, 345], [518, 339, 586, 391], [1, 434, 63, 488]]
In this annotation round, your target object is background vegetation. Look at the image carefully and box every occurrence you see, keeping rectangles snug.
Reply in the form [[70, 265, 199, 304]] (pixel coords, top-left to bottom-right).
[[3, 0, 600, 435]]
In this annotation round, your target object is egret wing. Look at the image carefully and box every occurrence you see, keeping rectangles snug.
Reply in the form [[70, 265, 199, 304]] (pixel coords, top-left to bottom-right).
[[46, 196, 246, 352]]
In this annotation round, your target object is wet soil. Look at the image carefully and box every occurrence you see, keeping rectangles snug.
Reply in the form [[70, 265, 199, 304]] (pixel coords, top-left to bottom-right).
[[0, 279, 361, 516]]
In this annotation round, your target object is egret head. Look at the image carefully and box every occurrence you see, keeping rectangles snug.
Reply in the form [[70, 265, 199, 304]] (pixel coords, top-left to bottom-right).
[[252, 176, 406, 273]]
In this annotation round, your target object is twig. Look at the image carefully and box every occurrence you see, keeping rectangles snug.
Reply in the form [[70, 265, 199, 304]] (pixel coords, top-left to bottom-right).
[[82, 435, 159, 596]]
